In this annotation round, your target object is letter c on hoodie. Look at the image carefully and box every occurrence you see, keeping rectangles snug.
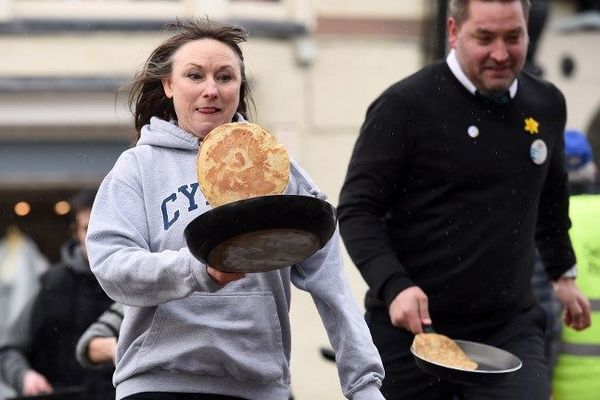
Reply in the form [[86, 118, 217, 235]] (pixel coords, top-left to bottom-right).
[[161, 192, 179, 230]]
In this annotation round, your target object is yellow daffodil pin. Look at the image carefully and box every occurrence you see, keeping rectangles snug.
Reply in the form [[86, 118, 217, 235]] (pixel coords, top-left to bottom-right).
[[524, 117, 539, 135]]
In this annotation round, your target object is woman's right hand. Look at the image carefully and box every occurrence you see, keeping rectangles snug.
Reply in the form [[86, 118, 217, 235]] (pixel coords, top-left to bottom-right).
[[206, 265, 246, 286]]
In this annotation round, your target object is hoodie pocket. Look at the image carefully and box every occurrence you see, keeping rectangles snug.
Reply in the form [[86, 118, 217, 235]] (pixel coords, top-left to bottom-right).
[[136, 291, 288, 383]]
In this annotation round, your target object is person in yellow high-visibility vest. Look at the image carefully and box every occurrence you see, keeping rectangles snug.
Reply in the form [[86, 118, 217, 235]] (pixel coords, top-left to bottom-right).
[[553, 129, 600, 400]]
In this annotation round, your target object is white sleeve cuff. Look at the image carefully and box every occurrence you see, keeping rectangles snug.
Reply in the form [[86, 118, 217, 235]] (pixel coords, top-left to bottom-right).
[[561, 265, 578, 279]]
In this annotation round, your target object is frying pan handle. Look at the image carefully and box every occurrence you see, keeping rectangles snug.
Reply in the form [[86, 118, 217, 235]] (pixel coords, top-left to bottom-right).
[[422, 323, 435, 334], [319, 347, 336, 363]]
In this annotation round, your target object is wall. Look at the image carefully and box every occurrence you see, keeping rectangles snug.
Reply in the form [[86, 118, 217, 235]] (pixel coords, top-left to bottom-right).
[[0, 1, 427, 398]]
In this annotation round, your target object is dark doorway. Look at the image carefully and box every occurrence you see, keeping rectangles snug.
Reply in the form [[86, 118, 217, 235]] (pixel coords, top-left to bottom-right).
[[1, 188, 86, 263]]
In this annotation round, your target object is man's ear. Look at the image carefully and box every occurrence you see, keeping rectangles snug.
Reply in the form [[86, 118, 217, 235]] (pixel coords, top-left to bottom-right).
[[447, 18, 458, 49], [162, 77, 174, 99]]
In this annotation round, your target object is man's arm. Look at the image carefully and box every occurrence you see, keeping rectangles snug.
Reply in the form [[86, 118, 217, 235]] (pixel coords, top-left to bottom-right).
[[535, 90, 575, 278], [534, 89, 590, 330], [0, 298, 52, 395], [338, 89, 416, 304], [338, 89, 432, 332], [76, 302, 123, 369], [0, 348, 31, 393]]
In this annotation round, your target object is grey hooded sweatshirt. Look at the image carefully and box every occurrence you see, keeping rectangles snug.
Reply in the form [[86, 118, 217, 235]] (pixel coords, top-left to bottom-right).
[[87, 117, 385, 400]]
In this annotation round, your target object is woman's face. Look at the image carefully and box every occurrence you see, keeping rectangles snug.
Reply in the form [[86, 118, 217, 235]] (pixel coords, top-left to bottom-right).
[[162, 38, 242, 140]]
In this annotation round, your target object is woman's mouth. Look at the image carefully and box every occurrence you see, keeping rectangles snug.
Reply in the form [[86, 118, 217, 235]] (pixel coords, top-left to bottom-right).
[[197, 107, 221, 114]]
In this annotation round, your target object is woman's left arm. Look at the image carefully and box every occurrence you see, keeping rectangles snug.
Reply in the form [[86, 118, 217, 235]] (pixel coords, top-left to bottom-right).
[[291, 232, 385, 400]]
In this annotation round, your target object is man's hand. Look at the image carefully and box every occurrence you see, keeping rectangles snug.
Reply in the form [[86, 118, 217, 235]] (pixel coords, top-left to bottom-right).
[[388, 286, 431, 334], [552, 277, 592, 331], [87, 336, 118, 365], [206, 266, 246, 286], [22, 370, 53, 396]]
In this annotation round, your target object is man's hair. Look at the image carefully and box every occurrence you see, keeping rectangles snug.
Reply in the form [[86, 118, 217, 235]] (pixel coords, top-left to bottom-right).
[[449, 0, 531, 26], [70, 188, 97, 216]]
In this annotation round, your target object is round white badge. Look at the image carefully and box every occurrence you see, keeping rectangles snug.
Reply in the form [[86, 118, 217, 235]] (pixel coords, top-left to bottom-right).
[[530, 139, 547, 165], [467, 125, 479, 138]]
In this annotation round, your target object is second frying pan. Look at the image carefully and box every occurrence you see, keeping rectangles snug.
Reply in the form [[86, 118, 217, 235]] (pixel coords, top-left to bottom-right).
[[411, 339, 522, 385]]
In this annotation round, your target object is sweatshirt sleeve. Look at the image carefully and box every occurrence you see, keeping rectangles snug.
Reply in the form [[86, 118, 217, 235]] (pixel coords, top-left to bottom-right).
[[291, 233, 385, 400], [0, 297, 36, 393], [288, 167, 384, 400], [338, 89, 416, 305], [87, 155, 222, 307], [0, 349, 30, 394], [75, 302, 123, 370]]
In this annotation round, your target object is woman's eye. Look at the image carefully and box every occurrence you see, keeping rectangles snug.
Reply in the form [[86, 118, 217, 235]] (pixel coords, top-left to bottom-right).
[[218, 74, 232, 82], [188, 73, 203, 81]]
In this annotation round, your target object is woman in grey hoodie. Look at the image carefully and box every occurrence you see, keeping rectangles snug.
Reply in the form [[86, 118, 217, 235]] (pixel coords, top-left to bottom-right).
[[86, 18, 385, 400]]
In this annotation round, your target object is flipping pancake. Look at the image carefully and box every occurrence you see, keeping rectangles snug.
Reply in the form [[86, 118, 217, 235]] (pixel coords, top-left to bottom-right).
[[412, 333, 478, 370], [197, 122, 290, 207]]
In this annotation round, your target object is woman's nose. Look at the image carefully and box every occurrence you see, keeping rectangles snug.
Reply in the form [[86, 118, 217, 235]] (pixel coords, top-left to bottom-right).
[[203, 79, 218, 99]]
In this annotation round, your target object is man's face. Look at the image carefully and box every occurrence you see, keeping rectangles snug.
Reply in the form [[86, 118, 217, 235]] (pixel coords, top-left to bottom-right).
[[74, 208, 91, 258], [448, 0, 529, 95]]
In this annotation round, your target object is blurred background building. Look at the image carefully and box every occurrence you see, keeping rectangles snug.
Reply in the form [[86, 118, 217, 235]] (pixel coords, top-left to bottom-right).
[[0, 0, 598, 398]]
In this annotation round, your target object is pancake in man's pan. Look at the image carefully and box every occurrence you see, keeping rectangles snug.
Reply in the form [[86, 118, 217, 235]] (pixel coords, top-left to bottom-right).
[[412, 333, 478, 370]]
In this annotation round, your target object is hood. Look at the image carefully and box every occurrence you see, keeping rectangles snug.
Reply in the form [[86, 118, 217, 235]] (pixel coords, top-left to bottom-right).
[[137, 114, 248, 151], [137, 117, 200, 151], [60, 239, 92, 275]]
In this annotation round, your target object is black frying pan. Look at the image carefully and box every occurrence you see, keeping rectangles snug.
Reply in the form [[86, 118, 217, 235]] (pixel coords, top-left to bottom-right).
[[184, 194, 337, 273], [410, 339, 522, 385]]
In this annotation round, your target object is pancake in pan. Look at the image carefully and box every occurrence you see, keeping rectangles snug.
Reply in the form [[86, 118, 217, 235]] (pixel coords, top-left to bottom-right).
[[412, 332, 478, 370]]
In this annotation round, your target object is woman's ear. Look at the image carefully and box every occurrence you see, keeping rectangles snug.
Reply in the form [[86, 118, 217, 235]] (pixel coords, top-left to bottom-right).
[[162, 77, 174, 99]]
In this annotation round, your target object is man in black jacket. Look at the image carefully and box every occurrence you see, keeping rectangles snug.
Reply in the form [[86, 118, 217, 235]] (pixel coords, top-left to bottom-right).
[[0, 188, 114, 400], [338, 1, 591, 399]]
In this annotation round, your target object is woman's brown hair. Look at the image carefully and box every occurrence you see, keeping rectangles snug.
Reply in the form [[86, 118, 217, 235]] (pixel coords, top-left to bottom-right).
[[127, 18, 254, 142]]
